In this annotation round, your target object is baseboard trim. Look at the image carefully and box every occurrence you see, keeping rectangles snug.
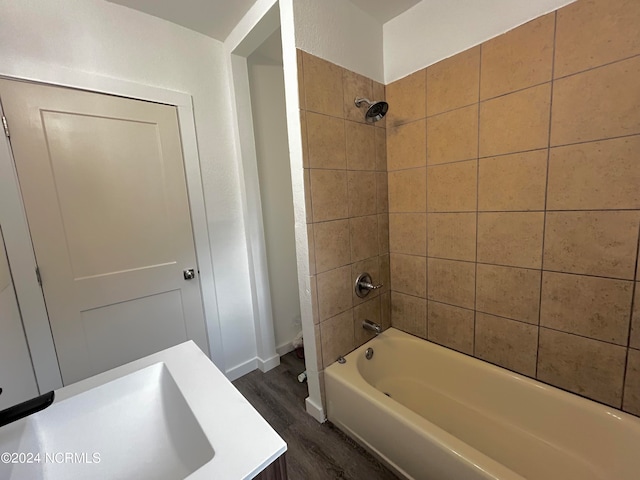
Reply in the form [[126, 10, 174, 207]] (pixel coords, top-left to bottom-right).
[[276, 341, 295, 356], [305, 396, 326, 423], [225, 358, 258, 381], [258, 354, 280, 373]]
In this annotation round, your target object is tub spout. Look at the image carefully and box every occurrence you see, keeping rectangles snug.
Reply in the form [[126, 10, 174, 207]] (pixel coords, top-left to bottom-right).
[[362, 319, 382, 335]]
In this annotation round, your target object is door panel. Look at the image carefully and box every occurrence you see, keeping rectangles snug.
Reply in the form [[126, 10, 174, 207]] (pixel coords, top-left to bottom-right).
[[43, 111, 175, 279], [81, 290, 187, 375], [0, 79, 209, 385], [0, 227, 39, 409]]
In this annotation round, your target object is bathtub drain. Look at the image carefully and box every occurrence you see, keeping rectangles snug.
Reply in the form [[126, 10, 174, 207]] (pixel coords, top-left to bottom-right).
[[384, 392, 392, 398]]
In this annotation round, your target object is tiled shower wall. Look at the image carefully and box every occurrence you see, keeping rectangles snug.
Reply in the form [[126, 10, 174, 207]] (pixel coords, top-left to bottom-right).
[[386, 0, 640, 414], [297, 51, 391, 393]]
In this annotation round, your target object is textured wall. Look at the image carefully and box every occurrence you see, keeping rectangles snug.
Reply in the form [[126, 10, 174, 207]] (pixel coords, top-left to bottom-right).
[[385, 0, 640, 414], [297, 50, 390, 400], [293, 0, 384, 83], [0, 0, 257, 373]]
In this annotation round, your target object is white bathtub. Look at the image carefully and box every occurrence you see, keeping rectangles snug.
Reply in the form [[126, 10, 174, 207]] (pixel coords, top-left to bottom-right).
[[325, 328, 640, 480]]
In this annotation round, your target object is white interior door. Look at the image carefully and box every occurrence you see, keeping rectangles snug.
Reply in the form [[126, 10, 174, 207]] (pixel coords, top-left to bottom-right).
[[0, 226, 39, 408], [0, 79, 209, 385]]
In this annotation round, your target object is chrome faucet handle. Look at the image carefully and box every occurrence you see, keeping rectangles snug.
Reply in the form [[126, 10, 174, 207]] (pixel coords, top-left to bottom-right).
[[355, 272, 383, 298], [358, 281, 382, 291]]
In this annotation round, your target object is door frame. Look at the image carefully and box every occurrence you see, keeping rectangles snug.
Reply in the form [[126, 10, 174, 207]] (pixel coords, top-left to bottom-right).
[[0, 67, 223, 392]]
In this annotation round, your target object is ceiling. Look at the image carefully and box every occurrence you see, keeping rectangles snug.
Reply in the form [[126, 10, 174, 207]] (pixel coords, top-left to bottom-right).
[[107, 0, 258, 41], [348, 0, 420, 23], [107, 0, 421, 42]]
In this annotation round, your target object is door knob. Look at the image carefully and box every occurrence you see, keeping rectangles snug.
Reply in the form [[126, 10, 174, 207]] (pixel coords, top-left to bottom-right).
[[183, 269, 196, 280]]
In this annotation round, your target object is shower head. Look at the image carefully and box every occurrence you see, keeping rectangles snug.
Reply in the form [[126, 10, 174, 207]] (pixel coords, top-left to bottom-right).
[[354, 98, 389, 123]]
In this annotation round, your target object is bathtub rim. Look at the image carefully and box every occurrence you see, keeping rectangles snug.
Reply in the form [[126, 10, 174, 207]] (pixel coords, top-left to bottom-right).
[[325, 329, 526, 480], [325, 327, 640, 480]]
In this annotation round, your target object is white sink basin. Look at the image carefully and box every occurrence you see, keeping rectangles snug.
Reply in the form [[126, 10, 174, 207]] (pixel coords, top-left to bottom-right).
[[0, 363, 214, 480], [0, 342, 286, 480]]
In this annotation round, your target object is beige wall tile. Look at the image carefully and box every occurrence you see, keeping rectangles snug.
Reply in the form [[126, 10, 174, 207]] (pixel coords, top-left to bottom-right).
[[347, 171, 377, 217], [537, 328, 626, 407], [427, 302, 474, 354], [631, 286, 640, 349], [378, 213, 389, 254], [351, 256, 380, 307], [390, 253, 427, 298], [343, 69, 373, 123], [307, 224, 316, 275], [427, 46, 480, 116], [345, 121, 376, 170], [478, 150, 547, 211], [321, 309, 355, 368], [317, 266, 352, 321], [386, 69, 426, 126], [307, 112, 346, 169], [479, 83, 551, 157], [388, 168, 427, 213], [427, 258, 475, 309], [387, 119, 427, 171], [476, 264, 541, 324], [313, 323, 322, 370], [427, 160, 477, 212], [376, 172, 388, 214], [375, 128, 387, 171], [389, 213, 427, 256], [555, 0, 640, 78], [427, 213, 476, 262], [303, 52, 344, 117], [300, 110, 309, 168], [547, 136, 640, 210], [477, 212, 544, 268], [310, 275, 319, 325], [304, 168, 313, 223], [354, 296, 381, 346], [313, 219, 350, 273], [543, 211, 640, 279], [623, 348, 640, 416], [551, 56, 640, 146], [391, 291, 427, 338], [427, 105, 479, 166], [481, 13, 555, 100], [350, 215, 379, 262], [297, 49, 306, 110], [310, 169, 348, 222], [379, 253, 390, 296], [372, 81, 387, 128], [380, 291, 391, 330], [475, 313, 538, 376], [541, 271, 633, 345]]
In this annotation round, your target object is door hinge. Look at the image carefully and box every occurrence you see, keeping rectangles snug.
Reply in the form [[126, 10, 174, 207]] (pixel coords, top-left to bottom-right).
[[35, 266, 42, 286], [2, 115, 9, 138]]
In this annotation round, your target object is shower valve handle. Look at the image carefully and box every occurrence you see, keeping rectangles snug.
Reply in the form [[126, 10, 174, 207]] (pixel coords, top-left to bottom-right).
[[355, 272, 383, 298], [359, 281, 382, 291]]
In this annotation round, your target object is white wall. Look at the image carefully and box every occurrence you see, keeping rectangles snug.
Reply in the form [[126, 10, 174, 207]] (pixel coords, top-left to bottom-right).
[[292, 0, 384, 83], [0, 228, 38, 409], [0, 0, 258, 375], [384, 0, 577, 83], [248, 41, 301, 355]]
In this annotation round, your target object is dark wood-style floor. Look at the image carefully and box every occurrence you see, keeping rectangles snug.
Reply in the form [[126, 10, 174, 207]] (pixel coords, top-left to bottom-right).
[[233, 352, 400, 480]]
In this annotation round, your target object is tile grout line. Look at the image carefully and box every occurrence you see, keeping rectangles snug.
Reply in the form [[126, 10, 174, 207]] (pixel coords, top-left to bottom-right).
[[536, 10, 558, 379], [424, 68, 429, 340], [621, 222, 640, 410], [553, 50, 640, 82], [474, 44, 483, 357]]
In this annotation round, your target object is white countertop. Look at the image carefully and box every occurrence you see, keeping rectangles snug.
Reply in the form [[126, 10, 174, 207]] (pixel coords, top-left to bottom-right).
[[52, 341, 287, 479]]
